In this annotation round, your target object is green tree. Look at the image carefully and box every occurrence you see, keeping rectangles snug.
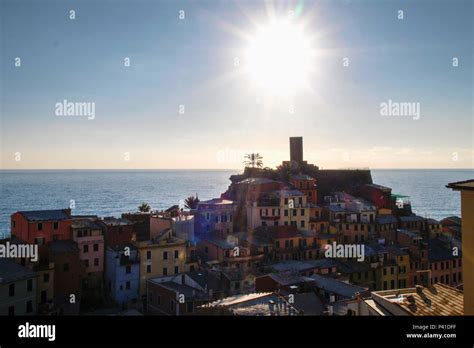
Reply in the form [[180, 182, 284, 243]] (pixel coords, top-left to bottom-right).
[[138, 202, 151, 212], [184, 194, 200, 210]]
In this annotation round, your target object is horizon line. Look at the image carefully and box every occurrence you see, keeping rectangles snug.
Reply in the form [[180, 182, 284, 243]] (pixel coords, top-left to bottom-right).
[[0, 167, 473, 171]]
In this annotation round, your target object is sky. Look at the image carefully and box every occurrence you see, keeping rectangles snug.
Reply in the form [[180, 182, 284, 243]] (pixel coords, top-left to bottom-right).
[[1, 0, 473, 170]]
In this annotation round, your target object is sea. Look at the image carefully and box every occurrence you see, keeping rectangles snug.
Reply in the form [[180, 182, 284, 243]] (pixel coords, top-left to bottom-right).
[[0, 169, 472, 237]]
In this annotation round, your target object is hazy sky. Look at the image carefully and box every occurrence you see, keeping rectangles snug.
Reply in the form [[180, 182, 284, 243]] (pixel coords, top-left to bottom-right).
[[1, 0, 473, 169]]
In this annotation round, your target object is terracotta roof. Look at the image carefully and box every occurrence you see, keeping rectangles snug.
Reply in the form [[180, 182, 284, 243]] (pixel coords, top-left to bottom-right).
[[373, 283, 463, 316]]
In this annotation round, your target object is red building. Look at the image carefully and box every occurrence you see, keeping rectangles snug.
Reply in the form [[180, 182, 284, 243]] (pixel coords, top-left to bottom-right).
[[99, 217, 135, 248], [361, 184, 392, 209], [11, 209, 72, 256], [290, 174, 318, 204], [47, 240, 84, 315]]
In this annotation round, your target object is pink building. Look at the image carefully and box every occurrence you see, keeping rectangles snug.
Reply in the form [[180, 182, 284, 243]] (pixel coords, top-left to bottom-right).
[[71, 217, 104, 291]]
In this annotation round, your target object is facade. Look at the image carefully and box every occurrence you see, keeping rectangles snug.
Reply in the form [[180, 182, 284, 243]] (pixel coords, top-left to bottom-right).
[[0, 259, 37, 316], [134, 229, 188, 296], [247, 189, 310, 230], [11, 209, 72, 256], [194, 198, 236, 239], [47, 240, 83, 315], [290, 175, 318, 204], [447, 180, 474, 315], [71, 217, 105, 292], [100, 217, 134, 248], [105, 245, 140, 306], [147, 275, 211, 315]]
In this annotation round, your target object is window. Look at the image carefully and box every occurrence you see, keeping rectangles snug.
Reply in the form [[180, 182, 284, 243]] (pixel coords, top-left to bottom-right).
[[147, 251, 151, 260], [83, 245, 89, 253], [26, 301, 33, 313], [300, 209, 305, 216], [27, 279, 33, 292], [174, 250, 179, 259], [93, 244, 99, 252], [390, 267, 394, 275], [390, 280, 395, 289], [284, 210, 288, 217], [163, 251, 168, 260], [170, 300, 175, 312], [163, 267, 168, 276], [187, 301, 194, 313], [174, 266, 179, 274], [34, 237, 45, 245], [9, 284, 15, 297], [43, 273, 49, 283], [63, 263, 69, 272], [126, 265, 131, 274], [83, 260, 89, 267], [300, 220, 305, 228], [94, 258, 99, 266], [53, 222, 59, 230], [147, 265, 151, 273], [383, 281, 387, 290], [38, 223, 43, 231], [125, 281, 131, 290], [8, 306, 14, 316]]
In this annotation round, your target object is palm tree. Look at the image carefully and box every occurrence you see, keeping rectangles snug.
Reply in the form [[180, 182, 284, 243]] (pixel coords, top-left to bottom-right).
[[184, 194, 200, 210], [244, 153, 263, 168], [138, 202, 151, 212]]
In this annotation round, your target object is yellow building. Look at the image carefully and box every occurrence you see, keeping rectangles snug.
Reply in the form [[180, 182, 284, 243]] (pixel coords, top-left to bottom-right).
[[246, 189, 310, 231], [134, 228, 188, 296], [447, 179, 474, 315]]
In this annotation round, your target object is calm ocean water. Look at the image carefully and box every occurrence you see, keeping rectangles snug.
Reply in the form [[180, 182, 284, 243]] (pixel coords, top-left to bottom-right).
[[0, 169, 472, 236]]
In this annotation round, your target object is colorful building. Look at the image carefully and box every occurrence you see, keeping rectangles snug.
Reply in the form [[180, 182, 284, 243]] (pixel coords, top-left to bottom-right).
[[0, 259, 37, 316], [194, 198, 236, 239], [11, 209, 72, 256], [447, 179, 474, 315], [105, 244, 140, 306], [134, 228, 188, 296]]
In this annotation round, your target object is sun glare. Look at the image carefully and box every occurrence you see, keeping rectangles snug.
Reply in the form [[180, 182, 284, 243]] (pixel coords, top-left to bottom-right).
[[245, 19, 314, 96]]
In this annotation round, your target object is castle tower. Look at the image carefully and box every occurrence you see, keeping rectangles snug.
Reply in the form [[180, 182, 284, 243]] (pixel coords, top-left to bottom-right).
[[289, 137, 303, 163]]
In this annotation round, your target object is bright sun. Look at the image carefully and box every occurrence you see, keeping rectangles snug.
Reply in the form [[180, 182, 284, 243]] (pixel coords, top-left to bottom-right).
[[245, 19, 314, 96]]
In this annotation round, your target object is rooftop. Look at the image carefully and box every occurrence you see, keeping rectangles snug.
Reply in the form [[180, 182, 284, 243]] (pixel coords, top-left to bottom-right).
[[18, 209, 71, 222], [377, 215, 397, 224], [271, 259, 337, 273], [152, 281, 209, 300], [0, 259, 36, 284], [447, 179, 474, 191], [236, 177, 279, 185], [371, 283, 463, 316], [204, 292, 299, 316], [365, 183, 392, 192], [101, 217, 133, 226], [48, 240, 79, 254], [307, 274, 369, 299]]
